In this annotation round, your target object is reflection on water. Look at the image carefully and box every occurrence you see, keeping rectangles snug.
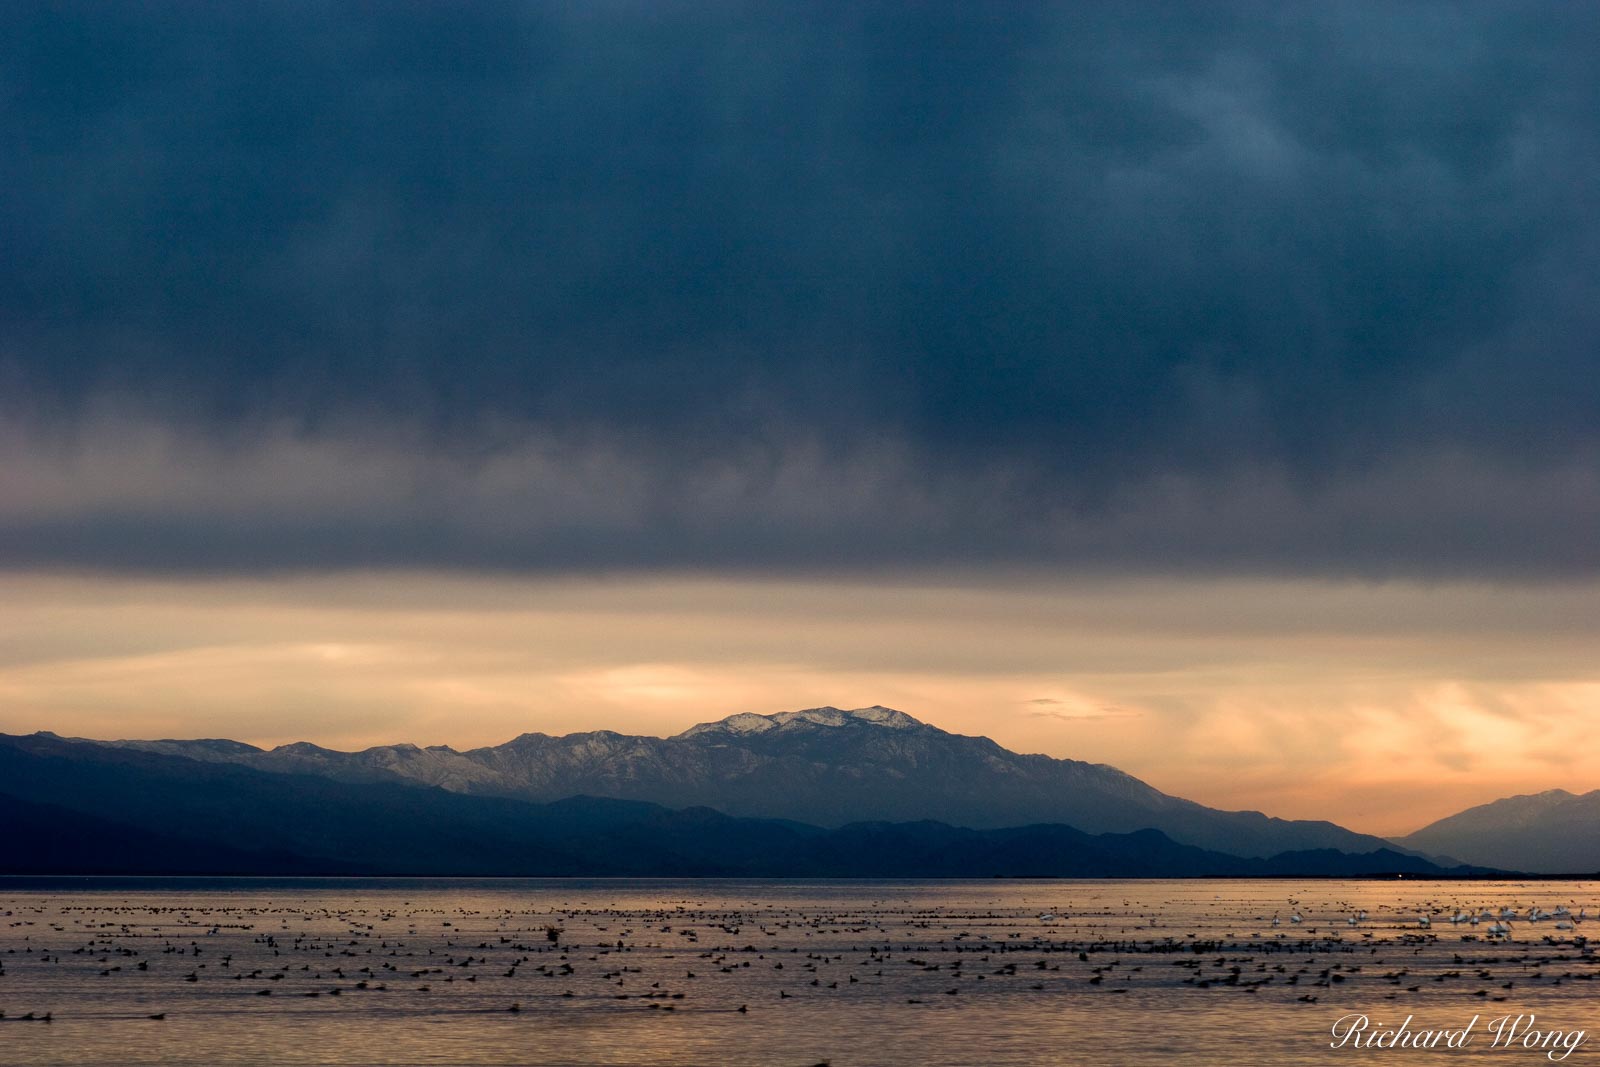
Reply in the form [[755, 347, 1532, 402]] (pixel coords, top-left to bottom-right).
[[1, 878, 1596, 1066]]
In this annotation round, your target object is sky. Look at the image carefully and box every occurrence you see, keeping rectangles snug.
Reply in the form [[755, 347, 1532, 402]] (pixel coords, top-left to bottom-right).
[[2, 2, 1598, 837]]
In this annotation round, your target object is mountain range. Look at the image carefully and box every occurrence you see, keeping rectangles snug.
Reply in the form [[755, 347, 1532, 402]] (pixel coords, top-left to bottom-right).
[[9, 704, 1580, 876], [69, 705, 1406, 861], [0, 727, 1474, 878], [1397, 790, 1600, 874]]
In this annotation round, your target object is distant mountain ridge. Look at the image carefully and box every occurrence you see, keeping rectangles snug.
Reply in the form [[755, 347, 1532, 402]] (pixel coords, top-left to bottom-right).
[[61, 705, 1405, 860], [1396, 789, 1600, 874], [0, 731, 1482, 878]]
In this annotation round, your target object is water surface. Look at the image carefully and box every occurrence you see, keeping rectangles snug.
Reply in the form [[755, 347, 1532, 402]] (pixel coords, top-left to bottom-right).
[[2, 878, 1596, 1066]]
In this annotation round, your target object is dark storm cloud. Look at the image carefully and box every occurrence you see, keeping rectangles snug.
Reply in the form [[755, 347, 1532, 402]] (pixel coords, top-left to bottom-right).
[[2, 1, 1598, 576]]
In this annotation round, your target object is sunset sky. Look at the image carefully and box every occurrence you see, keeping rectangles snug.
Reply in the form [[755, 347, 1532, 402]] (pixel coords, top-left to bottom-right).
[[3, 3, 1598, 838]]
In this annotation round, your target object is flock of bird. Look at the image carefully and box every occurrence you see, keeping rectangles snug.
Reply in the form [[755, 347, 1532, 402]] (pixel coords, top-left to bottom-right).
[[1272, 901, 1587, 939], [1, 883, 1598, 1063]]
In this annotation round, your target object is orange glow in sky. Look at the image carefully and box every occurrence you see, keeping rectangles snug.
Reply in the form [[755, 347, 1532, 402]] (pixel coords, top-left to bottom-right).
[[2, 572, 1595, 838]]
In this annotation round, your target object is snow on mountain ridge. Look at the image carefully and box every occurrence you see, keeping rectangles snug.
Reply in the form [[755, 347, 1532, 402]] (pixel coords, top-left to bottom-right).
[[677, 705, 923, 739]]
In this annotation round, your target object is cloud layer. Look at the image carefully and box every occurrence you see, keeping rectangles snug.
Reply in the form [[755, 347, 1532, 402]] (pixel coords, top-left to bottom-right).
[[4, 3, 1599, 576]]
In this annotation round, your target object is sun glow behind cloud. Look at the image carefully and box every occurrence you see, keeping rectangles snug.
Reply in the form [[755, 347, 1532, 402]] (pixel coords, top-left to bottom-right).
[[0, 572, 1595, 837]]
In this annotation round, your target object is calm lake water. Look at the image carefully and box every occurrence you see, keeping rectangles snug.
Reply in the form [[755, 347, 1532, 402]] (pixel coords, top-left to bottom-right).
[[2, 878, 1597, 1066]]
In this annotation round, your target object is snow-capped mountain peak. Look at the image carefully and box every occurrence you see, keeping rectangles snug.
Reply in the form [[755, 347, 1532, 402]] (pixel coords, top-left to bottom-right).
[[677, 705, 923, 739]]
